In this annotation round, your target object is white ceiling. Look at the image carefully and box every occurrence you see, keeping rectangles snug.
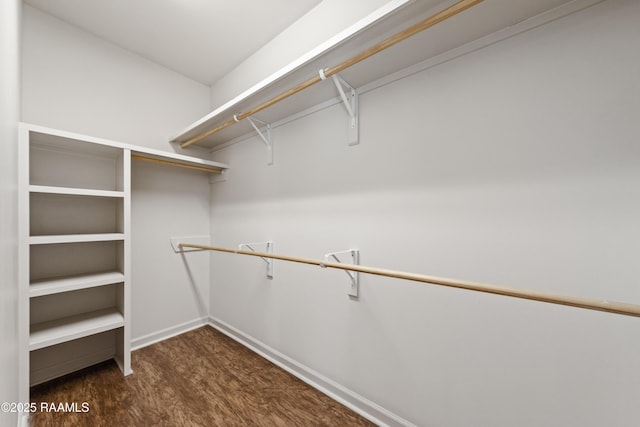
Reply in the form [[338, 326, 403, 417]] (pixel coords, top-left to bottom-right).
[[23, 0, 322, 86]]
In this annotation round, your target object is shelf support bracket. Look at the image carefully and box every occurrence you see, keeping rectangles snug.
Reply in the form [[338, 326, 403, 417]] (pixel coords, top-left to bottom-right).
[[323, 249, 360, 297], [171, 235, 209, 253], [320, 70, 359, 145], [238, 241, 273, 279], [243, 116, 273, 165]]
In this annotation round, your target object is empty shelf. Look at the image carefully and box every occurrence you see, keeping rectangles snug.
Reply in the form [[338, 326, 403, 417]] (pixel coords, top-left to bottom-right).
[[130, 149, 228, 172], [30, 271, 125, 298], [29, 308, 124, 351], [29, 185, 125, 198], [30, 233, 125, 245]]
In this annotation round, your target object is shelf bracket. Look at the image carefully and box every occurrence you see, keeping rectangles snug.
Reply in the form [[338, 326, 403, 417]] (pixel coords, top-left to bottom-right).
[[323, 249, 360, 297], [319, 70, 359, 146], [242, 115, 273, 165], [238, 241, 273, 279], [170, 235, 209, 253]]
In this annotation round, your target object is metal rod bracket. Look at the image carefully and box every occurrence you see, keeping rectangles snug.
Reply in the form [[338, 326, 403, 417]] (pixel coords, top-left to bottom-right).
[[324, 71, 359, 146], [245, 116, 273, 165], [239, 241, 274, 279], [171, 235, 209, 253], [324, 249, 360, 297]]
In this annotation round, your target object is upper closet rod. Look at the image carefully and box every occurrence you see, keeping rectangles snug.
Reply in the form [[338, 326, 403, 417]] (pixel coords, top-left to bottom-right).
[[132, 154, 223, 174], [180, 0, 484, 149], [180, 243, 640, 318]]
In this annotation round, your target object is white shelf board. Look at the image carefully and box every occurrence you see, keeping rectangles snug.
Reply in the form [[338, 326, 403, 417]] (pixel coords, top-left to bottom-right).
[[29, 308, 124, 351], [30, 185, 125, 198], [29, 127, 124, 158], [171, 0, 577, 149], [130, 147, 228, 171], [20, 122, 229, 171], [30, 271, 125, 298], [30, 233, 125, 245]]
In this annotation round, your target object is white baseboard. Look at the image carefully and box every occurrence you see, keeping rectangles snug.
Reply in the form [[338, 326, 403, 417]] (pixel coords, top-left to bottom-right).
[[18, 411, 29, 427], [131, 317, 208, 351], [23, 316, 409, 425], [207, 316, 414, 427]]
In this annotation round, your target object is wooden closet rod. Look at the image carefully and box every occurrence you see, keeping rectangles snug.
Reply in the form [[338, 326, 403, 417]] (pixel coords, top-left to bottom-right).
[[132, 154, 222, 174], [180, 243, 640, 318], [180, 0, 484, 148]]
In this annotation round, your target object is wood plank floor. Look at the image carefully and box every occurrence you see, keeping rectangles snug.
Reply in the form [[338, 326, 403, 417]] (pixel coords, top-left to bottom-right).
[[30, 326, 375, 426]]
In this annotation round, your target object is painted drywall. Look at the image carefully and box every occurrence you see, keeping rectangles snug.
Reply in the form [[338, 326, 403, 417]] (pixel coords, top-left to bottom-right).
[[209, 0, 640, 425], [131, 162, 210, 344], [208, 0, 394, 108], [0, 1, 20, 426], [21, 5, 211, 155], [21, 6, 213, 346]]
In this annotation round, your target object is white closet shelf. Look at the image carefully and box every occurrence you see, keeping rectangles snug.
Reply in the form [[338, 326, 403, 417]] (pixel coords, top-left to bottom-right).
[[29, 308, 124, 351], [21, 122, 229, 171], [30, 271, 125, 298], [29, 185, 125, 198], [30, 233, 125, 245], [130, 149, 227, 173], [171, 0, 577, 149]]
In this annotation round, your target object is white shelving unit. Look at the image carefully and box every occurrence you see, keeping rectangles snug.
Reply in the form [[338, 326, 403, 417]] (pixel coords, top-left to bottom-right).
[[18, 124, 132, 396], [17, 123, 229, 401]]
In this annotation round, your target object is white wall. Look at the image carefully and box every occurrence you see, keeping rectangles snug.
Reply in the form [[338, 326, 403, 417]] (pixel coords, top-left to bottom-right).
[[209, 0, 392, 107], [21, 5, 211, 155], [209, 0, 640, 425], [0, 1, 20, 426], [21, 6, 213, 345], [131, 162, 211, 344]]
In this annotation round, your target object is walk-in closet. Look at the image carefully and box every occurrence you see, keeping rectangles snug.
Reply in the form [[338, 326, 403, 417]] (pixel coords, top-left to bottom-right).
[[2, 0, 639, 426]]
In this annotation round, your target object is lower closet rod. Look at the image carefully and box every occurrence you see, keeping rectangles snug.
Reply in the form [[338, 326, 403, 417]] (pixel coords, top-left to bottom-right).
[[180, 243, 640, 318]]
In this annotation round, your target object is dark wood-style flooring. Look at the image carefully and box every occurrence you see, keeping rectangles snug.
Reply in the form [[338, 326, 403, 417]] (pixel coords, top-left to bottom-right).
[[30, 326, 375, 426]]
